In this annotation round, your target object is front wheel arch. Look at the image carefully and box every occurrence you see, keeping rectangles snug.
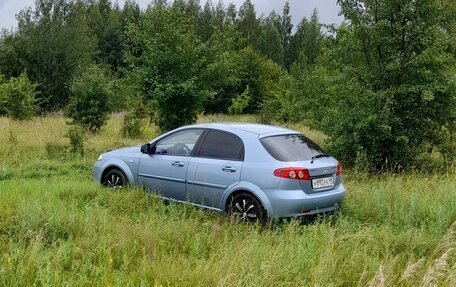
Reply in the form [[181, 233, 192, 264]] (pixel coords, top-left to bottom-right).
[[101, 166, 129, 184], [98, 158, 136, 185], [102, 167, 129, 188]]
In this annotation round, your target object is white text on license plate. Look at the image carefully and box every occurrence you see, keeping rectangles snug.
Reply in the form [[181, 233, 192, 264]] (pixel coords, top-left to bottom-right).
[[312, 177, 334, 189]]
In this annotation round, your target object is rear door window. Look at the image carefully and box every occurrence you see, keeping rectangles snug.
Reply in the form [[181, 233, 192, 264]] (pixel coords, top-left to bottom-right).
[[197, 130, 244, 161], [260, 134, 325, 161]]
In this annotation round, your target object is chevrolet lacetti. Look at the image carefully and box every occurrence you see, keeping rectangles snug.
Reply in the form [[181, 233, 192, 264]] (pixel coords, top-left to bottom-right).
[[93, 123, 346, 222]]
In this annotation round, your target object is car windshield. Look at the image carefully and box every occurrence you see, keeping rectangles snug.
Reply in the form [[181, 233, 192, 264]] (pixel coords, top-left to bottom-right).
[[260, 134, 325, 162]]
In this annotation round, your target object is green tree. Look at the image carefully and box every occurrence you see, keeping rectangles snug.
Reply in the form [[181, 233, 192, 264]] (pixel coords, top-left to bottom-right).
[[261, 74, 301, 123], [226, 3, 237, 25], [121, 0, 141, 24], [198, 1, 214, 42], [238, 0, 259, 47], [213, 1, 226, 31], [257, 12, 284, 64], [126, 1, 209, 132], [236, 47, 284, 114], [228, 85, 251, 114], [0, 72, 38, 120], [66, 65, 113, 133], [201, 26, 246, 113], [280, 1, 293, 66], [0, 0, 96, 112], [87, 0, 125, 72], [0, 74, 6, 116], [286, 10, 322, 69], [122, 96, 149, 138], [325, 0, 456, 170]]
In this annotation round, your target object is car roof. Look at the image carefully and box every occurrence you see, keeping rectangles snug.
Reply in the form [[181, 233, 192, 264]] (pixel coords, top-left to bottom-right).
[[187, 122, 298, 136]]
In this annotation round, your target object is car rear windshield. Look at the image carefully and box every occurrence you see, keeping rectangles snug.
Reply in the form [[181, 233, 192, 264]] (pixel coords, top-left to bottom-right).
[[260, 134, 325, 162]]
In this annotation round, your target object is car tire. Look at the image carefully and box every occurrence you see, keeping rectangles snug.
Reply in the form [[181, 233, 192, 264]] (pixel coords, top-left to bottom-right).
[[228, 192, 267, 223], [102, 168, 128, 189]]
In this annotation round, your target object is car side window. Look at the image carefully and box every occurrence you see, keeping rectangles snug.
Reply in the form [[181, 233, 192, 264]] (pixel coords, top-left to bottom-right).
[[155, 129, 203, 156], [198, 130, 244, 161]]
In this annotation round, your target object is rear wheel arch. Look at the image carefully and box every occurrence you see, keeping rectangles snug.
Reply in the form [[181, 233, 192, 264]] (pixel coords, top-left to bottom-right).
[[226, 190, 268, 222], [224, 190, 266, 213], [222, 183, 273, 215], [225, 190, 246, 212]]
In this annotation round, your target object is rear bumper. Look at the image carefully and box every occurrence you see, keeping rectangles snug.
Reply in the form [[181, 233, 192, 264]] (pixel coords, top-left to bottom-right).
[[265, 184, 346, 218]]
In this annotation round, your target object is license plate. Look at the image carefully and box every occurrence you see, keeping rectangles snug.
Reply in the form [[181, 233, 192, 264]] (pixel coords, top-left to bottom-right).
[[312, 176, 334, 189]]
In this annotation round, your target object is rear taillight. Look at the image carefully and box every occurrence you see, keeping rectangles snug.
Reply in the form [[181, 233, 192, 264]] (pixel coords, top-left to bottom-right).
[[336, 162, 342, 176], [274, 168, 310, 180]]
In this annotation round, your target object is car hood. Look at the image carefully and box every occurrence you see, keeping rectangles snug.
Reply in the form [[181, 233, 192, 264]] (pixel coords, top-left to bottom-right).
[[106, 145, 141, 155]]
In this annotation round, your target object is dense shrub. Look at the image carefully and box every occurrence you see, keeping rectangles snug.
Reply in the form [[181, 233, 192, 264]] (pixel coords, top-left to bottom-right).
[[228, 86, 251, 115], [126, 3, 209, 132], [0, 74, 6, 116], [204, 47, 285, 115], [66, 65, 113, 133], [0, 72, 37, 120], [260, 75, 302, 124], [66, 126, 85, 156], [0, 1, 96, 112], [302, 1, 456, 171], [121, 97, 149, 138], [45, 143, 68, 159]]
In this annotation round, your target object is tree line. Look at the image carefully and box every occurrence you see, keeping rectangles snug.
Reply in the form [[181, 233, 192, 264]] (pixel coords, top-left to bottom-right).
[[1, 0, 455, 172]]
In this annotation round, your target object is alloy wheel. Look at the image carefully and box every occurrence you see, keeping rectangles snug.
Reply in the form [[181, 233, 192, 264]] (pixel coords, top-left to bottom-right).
[[229, 193, 265, 223]]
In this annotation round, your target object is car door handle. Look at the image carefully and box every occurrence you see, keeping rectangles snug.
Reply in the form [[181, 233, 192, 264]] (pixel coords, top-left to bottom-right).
[[222, 166, 237, 172], [172, 161, 184, 167]]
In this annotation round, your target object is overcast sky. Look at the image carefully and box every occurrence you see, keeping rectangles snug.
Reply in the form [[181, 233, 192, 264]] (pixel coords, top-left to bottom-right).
[[0, 0, 342, 31]]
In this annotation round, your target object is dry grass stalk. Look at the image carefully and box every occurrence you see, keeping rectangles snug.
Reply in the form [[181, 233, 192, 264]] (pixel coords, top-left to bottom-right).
[[400, 258, 425, 282], [368, 263, 385, 287], [422, 221, 456, 287], [422, 249, 454, 287]]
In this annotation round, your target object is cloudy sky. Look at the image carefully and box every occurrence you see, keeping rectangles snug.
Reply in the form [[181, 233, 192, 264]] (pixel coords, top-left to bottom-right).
[[0, 0, 342, 31]]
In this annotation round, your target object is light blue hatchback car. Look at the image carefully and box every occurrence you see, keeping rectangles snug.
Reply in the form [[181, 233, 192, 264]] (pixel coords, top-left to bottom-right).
[[93, 123, 345, 222]]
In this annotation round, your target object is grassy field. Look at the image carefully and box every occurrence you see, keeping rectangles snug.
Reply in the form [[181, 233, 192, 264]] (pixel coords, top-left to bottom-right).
[[0, 115, 455, 286]]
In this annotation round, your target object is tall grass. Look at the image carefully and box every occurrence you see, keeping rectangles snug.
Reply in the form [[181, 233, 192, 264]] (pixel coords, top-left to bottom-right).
[[0, 115, 455, 286]]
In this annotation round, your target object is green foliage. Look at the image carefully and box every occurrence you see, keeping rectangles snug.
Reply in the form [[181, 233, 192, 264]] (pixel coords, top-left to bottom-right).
[[121, 97, 149, 138], [0, 0, 96, 112], [312, 0, 456, 171], [66, 65, 113, 133], [256, 12, 284, 65], [0, 74, 7, 116], [291, 52, 341, 126], [228, 85, 251, 114], [238, 47, 284, 114], [201, 26, 246, 113], [87, 0, 126, 72], [0, 72, 37, 120], [2, 0, 454, 173], [280, 1, 293, 66], [286, 10, 322, 69], [66, 125, 86, 156], [126, 2, 209, 132], [261, 75, 302, 123], [238, 0, 259, 47], [45, 142, 68, 159]]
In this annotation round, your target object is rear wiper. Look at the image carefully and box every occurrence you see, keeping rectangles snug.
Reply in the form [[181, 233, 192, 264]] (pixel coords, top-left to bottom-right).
[[311, 154, 331, 163]]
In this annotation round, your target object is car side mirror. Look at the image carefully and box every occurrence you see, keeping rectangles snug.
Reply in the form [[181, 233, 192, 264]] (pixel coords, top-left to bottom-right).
[[141, 143, 155, 154]]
